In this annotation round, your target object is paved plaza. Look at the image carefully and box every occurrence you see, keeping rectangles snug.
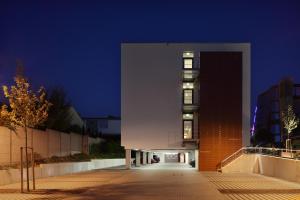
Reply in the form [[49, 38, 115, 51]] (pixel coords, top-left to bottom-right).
[[0, 163, 300, 200]]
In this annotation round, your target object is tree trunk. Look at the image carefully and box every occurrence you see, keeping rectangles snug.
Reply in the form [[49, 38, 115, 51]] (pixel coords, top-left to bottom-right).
[[25, 126, 30, 191]]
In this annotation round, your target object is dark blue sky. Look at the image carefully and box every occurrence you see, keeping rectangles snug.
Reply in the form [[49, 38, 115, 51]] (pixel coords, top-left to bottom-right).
[[0, 0, 300, 118]]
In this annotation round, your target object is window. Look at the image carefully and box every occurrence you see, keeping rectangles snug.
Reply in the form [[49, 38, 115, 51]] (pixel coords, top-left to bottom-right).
[[183, 82, 194, 89], [183, 71, 193, 79], [183, 120, 193, 139], [183, 52, 194, 58], [183, 90, 193, 104], [183, 113, 193, 120], [183, 58, 193, 69]]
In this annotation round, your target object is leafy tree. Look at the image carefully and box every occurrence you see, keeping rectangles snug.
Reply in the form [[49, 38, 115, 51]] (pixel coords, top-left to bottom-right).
[[2, 74, 51, 191], [0, 103, 16, 131], [282, 105, 299, 150], [282, 105, 299, 138]]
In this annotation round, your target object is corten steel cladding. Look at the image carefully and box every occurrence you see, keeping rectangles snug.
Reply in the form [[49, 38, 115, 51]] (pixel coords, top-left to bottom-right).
[[199, 52, 242, 171]]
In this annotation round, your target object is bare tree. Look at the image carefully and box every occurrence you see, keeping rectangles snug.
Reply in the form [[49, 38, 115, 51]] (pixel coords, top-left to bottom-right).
[[281, 105, 299, 150], [2, 74, 51, 191]]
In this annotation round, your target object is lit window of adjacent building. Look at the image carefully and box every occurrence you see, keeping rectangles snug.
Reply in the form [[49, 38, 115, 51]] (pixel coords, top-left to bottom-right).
[[183, 90, 193, 104], [183, 120, 193, 139], [183, 113, 193, 120], [183, 82, 194, 89]]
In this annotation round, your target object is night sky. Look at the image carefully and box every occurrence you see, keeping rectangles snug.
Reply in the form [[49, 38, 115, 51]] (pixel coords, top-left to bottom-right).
[[0, 0, 300, 118]]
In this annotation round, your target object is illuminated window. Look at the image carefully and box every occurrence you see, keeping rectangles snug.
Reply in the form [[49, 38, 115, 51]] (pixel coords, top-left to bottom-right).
[[183, 71, 193, 79], [183, 113, 193, 120], [183, 90, 193, 104], [183, 120, 193, 139], [183, 82, 194, 89], [183, 58, 193, 69], [183, 52, 194, 58]]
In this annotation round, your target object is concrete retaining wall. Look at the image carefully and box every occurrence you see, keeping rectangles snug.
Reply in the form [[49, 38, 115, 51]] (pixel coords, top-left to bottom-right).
[[222, 154, 300, 183], [0, 126, 104, 165], [0, 158, 125, 186]]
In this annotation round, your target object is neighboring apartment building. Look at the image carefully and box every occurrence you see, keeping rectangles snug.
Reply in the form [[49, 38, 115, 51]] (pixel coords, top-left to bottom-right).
[[83, 116, 121, 137], [121, 43, 251, 171], [253, 79, 300, 147]]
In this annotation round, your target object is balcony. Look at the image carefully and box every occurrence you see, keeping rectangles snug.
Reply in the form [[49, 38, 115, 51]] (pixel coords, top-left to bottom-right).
[[182, 68, 199, 81], [182, 104, 199, 112], [182, 138, 199, 148]]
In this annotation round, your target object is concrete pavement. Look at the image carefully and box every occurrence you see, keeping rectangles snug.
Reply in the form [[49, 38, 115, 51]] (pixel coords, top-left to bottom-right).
[[204, 172, 300, 200], [1, 164, 300, 200], [0, 165, 225, 200]]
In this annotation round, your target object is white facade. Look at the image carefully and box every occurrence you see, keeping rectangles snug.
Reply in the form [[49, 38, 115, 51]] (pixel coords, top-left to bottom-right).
[[121, 43, 251, 152]]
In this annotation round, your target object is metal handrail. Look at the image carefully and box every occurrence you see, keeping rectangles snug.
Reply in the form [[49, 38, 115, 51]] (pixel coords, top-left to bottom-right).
[[220, 147, 300, 170], [220, 147, 245, 168]]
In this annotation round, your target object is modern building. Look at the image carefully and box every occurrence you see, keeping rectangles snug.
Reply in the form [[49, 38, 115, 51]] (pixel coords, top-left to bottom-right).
[[121, 43, 251, 171], [83, 116, 121, 138], [253, 78, 300, 147]]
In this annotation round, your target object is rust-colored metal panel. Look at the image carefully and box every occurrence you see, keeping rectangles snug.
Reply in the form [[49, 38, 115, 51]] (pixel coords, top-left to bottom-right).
[[199, 52, 242, 171]]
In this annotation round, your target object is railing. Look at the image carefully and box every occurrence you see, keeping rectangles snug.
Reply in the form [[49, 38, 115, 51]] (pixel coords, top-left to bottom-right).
[[220, 147, 300, 169]]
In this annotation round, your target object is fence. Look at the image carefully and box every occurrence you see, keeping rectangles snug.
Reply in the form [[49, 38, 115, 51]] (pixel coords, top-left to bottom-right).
[[0, 126, 103, 165]]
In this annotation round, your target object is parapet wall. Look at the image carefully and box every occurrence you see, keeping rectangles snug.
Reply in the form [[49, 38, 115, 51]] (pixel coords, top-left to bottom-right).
[[0, 158, 125, 186], [222, 153, 300, 183]]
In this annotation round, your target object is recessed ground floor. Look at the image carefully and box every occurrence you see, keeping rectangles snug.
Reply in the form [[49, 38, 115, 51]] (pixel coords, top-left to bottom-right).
[[125, 149, 199, 170]]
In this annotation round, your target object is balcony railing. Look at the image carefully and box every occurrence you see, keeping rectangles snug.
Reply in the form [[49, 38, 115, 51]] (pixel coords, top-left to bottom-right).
[[182, 68, 199, 81], [182, 104, 199, 112]]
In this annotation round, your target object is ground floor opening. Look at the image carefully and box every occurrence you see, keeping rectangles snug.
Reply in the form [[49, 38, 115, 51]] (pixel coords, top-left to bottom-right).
[[125, 149, 199, 170]]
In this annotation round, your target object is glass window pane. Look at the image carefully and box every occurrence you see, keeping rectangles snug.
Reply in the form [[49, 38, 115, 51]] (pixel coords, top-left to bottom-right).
[[184, 58, 193, 69], [184, 90, 193, 104], [183, 72, 193, 79], [183, 113, 193, 120], [183, 82, 194, 89], [183, 51, 194, 58], [184, 121, 193, 139]]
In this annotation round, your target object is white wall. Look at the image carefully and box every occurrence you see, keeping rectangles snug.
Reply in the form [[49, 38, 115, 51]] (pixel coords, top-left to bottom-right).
[[0, 159, 125, 186], [121, 43, 251, 150]]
